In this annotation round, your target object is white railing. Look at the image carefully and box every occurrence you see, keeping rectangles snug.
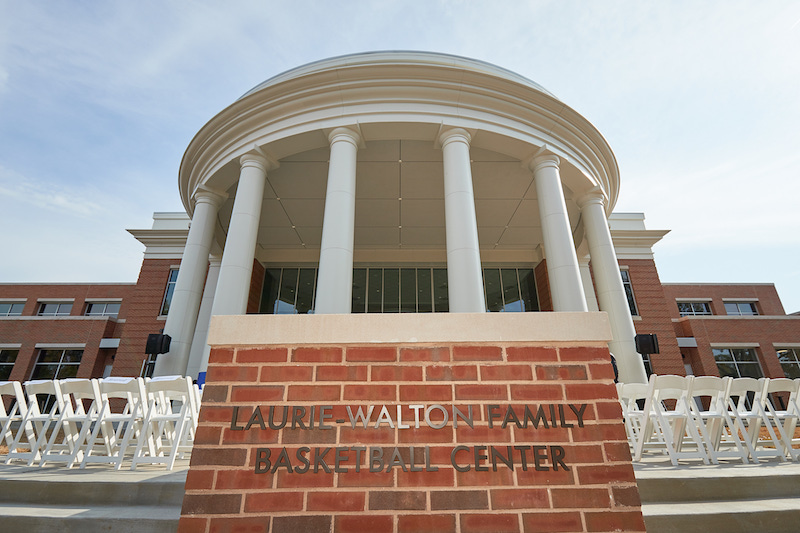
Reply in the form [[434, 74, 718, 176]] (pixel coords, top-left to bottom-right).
[[0, 376, 202, 471], [618, 375, 800, 465]]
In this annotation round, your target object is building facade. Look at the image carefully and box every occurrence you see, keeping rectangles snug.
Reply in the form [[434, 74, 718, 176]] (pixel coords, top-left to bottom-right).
[[1, 52, 798, 386]]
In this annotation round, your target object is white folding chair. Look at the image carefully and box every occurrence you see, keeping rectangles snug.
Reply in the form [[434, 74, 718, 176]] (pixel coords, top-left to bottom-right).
[[724, 377, 784, 463], [0, 381, 29, 459], [5, 380, 66, 466], [688, 376, 750, 464], [635, 374, 710, 465], [131, 376, 197, 470], [617, 382, 648, 457], [759, 378, 800, 461], [80, 377, 147, 470], [39, 378, 102, 468]]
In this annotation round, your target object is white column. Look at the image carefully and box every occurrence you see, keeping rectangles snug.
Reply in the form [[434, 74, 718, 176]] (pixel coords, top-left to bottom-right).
[[154, 189, 224, 377], [579, 257, 600, 312], [579, 191, 648, 384], [530, 155, 587, 312], [440, 128, 486, 313], [315, 127, 361, 314], [185, 256, 221, 380], [211, 153, 272, 316]]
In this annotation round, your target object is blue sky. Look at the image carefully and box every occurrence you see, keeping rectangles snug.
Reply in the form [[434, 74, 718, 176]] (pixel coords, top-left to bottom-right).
[[1, 1, 799, 312]]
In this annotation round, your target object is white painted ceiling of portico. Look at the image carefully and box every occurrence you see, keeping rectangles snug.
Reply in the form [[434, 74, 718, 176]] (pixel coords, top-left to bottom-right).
[[215, 140, 581, 263]]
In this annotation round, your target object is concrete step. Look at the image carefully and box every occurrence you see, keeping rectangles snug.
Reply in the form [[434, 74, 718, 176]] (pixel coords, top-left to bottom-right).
[[0, 463, 187, 533], [0, 503, 180, 533], [636, 459, 800, 533], [642, 498, 800, 533]]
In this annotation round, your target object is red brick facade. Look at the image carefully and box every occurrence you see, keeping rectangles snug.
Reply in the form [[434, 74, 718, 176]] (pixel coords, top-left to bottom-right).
[[0, 283, 133, 382], [662, 283, 797, 379], [1, 259, 798, 384], [180, 342, 644, 533]]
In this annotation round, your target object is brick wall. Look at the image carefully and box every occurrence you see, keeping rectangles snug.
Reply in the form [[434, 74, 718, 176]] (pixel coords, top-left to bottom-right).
[[619, 260, 683, 376], [662, 283, 786, 317], [180, 341, 644, 533], [113, 259, 176, 376], [534, 260, 553, 312], [677, 317, 800, 378], [0, 283, 135, 380]]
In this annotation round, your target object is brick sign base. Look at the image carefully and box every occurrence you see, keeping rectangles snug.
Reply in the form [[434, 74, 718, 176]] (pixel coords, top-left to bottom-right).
[[179, 314, 644, 533]]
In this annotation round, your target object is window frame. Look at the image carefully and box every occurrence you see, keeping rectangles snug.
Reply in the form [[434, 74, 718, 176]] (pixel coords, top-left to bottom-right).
[[37, 302, 73, 316], [677, 301, 712, 317], [723, 301, 759, 316], [777, 347, 800, 379], [620, 269, 639, 316], [84, 301, 121, 318], [712, 347, 764, 379], [159, 269, 180, 316], [0, 301, 25, 316], [0, 348, 19, 381]]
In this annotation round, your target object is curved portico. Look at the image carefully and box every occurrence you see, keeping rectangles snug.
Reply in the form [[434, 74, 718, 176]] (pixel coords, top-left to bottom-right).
[[154, 51, 647, 384]]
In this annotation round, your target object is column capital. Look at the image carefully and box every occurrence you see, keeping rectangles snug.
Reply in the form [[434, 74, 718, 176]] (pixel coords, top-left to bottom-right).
[[328, 127, 362, 148], [576, 189, 606, 210], [530, 154, 560, 173], [438, 127, 472, 148], [239, 152, 277, 173], [193, 186, 227, 209]]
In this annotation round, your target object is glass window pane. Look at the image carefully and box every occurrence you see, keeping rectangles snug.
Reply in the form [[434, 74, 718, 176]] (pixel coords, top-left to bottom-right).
[[501, 269, 523, 312], [367, 269, 383, 313], [37, 350, 62, 363], [782, 363, 800, 379], [31, 364, 59, 380], [724, 302, 739, 315], [0, 349, 18, 364], [433, 269, 449, 313], [352, 268, 367, 314], [713, 348, 733, 361], [56, 365, 79, 379], [518, 269, 538, 312], [0, 303, 10, 315], [736, 363, 763, 379], [677, 302, 692, 315], [0, 364, 12, 381], [400, 269, 417, 313], [295, 268, 316, 314], [716, 362, 737, 378], [383, 269, 400, 313], [160, 269, 179, 315], [733, 348, 757, 362], [484, 268, 503, 312], [63, 350, 83, 363], [261, 269, 281, 314], [105, 303, 121, 316], [417, 269, 432, 313], [56, 303, 72, 315], [276, 268, 299, 314]]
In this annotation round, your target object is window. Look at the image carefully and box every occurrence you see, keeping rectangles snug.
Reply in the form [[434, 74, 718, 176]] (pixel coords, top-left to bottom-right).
[[38, 302, 73, 316], [160, 269, 179, 316], [620, 270, 638, 316], [713, 348, 763, 379], [777, 348, 800, 379], [677, 301, 712, 316], [483, 268, 538, 313], [85, 302, 121, 318], [724, 301, 758, 316], [642, 353, 653, 378], [0, 302, 25, 316], [0, 349, 18, 381], [141, 354, 157, 378], [260, 267, 539, 314], [30, 349, 83, 380]]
